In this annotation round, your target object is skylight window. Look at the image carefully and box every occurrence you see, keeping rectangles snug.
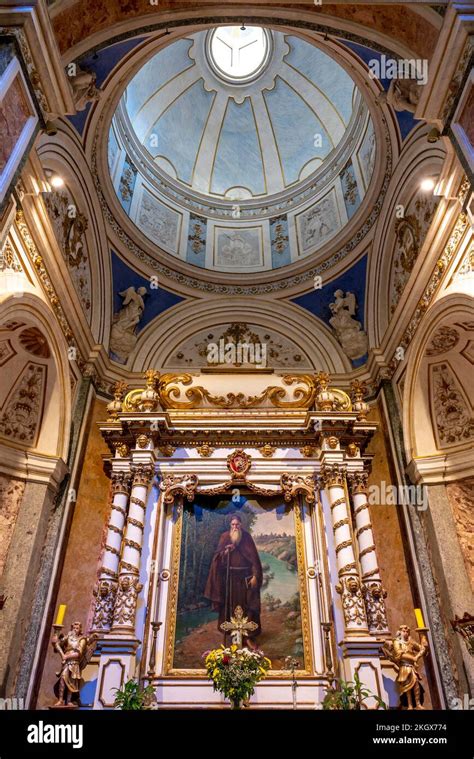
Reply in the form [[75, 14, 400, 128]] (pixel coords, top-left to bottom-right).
[[207, 26, 271, 84]]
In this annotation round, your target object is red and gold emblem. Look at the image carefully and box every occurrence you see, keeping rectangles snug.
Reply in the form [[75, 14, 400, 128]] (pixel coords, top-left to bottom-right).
[[226, 449, 251, 479]]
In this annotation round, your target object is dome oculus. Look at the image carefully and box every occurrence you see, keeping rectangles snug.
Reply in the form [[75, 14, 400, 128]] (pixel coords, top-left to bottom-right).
[[206, 26, 272, 84]]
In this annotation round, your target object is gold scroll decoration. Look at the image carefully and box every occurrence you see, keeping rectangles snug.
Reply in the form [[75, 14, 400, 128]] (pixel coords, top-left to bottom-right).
[[123, 373, 352, 411]]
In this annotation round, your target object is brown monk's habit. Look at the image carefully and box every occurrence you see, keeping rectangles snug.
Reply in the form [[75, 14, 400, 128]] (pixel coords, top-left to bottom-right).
[[204, 529, 263, 640]]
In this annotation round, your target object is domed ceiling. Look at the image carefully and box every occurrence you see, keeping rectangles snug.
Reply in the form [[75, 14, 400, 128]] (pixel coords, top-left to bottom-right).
[[108, 26, 376, 274]]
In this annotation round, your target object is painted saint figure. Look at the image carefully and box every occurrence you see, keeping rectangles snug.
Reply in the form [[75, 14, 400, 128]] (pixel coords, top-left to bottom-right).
[[204, 514, 263, 648]]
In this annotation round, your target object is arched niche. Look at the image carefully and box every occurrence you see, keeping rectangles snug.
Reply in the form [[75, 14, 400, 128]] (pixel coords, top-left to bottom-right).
[[0, 294, 72, 463], [0, 294, 72, 699], [367, 125, 447, 346], [36, 125, 112, 346], [128, 297, 352, 374], [403, 292, 474, 482]]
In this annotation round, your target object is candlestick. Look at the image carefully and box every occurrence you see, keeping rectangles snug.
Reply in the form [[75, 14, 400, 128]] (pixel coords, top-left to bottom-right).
[[147, 621, 162, 677], [414, 607, 425, 630], [321, 622, 333, 676], [55, 604, 67, 627]]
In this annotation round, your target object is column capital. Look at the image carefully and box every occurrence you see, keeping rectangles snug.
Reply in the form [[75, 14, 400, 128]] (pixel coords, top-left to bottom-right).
[[348, 470, 369, 495], [111, 471, 132, 495], [319, 463, 345, 489], [131, 463, 155, 487]]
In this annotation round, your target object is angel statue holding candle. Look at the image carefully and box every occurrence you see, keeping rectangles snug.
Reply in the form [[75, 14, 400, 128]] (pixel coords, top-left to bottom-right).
[[382, 623, 428, 709], [51, 621, 98, 707]]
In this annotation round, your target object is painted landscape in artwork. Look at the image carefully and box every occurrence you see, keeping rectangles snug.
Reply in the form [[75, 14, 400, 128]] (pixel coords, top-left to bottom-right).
[[172, 495, 305, 670]]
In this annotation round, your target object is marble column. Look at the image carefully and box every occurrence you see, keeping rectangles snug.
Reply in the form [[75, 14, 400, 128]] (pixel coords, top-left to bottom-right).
[[320, 463, 368, 635], [91, 470, 131, 632], [112, 464, 154, 633], [348, 471, 389, 635]]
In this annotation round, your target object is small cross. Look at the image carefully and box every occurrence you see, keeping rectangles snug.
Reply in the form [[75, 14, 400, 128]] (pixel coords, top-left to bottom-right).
[[220, 605, 258, 647]]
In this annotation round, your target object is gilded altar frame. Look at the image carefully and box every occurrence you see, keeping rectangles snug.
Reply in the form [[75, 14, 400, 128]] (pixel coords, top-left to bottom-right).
[[163, 494, 314, 678]]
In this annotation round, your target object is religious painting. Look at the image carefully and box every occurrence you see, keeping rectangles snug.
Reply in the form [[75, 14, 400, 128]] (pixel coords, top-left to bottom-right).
[[214, 226, 263, 268], [357, 117, 376, 189], [166, 494, 311, 673], [296, 190, 341, 254], [136, 187, 181, 254]]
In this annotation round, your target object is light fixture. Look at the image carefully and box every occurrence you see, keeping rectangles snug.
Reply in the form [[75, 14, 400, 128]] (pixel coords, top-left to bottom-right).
[[240, 22, 246, 31], [44, 121, 58, 136], [427, 127, 440, 144], [50, 175, 65, 188], [420, 177, 436, 192]]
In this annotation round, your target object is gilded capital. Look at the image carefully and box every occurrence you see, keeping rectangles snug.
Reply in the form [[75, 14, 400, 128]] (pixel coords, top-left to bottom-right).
[[132, 463, 155, 487], [111, 471, 132, 495], [348, 470, 369, 495], [319, 464, 345, 489]]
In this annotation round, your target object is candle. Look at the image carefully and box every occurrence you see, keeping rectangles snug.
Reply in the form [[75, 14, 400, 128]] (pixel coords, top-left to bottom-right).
[[414, 608, 425, 629], [55, 604, 67, 626]]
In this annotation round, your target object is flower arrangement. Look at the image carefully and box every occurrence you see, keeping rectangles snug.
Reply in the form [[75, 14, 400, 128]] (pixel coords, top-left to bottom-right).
[[203, 644, 271, 708]]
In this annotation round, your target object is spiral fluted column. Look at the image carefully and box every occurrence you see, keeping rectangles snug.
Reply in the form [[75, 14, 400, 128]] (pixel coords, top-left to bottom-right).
[[320, 464, 368, 635], [349, 471, 389, 635], [91, 470, 131, 632]]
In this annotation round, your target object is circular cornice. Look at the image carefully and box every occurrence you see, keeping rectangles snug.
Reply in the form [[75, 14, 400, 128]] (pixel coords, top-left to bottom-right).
[[89, 27, 396, 295]]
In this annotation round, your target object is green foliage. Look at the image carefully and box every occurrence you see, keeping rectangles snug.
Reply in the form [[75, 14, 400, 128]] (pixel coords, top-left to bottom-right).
[[263, 593, 281, 611], [113, 679, 156, 710], [322, 673, 387, 711]]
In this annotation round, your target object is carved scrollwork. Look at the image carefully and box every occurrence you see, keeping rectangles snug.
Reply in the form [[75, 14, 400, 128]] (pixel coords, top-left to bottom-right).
[[335, 575, 367, 629], [92, 579, 117, 630], [281, 473, 316, 504], [159, 474, 199, 505], [112, 575, 143, 628], [118, 372, 353, 412], [363, 580, 389, 633]]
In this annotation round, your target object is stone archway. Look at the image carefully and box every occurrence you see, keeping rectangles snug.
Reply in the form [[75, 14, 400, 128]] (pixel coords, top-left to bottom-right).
[[402, 292, 474, 697], [0, 294, 71, 700]]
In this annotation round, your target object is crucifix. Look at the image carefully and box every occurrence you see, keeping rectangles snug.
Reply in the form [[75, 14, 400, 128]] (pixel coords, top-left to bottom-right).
[[220, 605, 258, 647]]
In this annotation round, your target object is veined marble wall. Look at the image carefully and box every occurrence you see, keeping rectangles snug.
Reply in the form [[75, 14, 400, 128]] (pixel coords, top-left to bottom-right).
[[0, 474, 25, 577], [365, 400, 434, 708], [36, 398, 110, 708], [445, 477, 474, 591]]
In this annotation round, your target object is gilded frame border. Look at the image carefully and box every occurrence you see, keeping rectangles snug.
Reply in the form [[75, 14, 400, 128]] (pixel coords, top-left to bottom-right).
[[163, 496, 314, 678]]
